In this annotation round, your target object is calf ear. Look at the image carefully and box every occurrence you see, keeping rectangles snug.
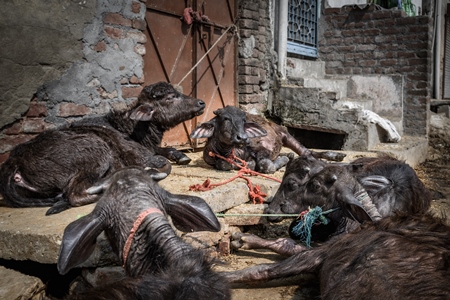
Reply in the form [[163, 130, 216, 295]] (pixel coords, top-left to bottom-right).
[[130, 104, 154, 121], [359, 175, 391, 195], [244, 122, 267, 138], [165, 194, 221, 232], [340, 191, 373, 223], [57, 213, 106, 275], [190, 122, 215, 139]]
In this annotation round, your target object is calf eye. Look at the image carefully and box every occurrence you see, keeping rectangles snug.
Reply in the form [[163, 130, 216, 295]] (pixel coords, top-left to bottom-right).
[[288, 178, 299, 190], [309, 180, 321, 192], [165, 94, 176, 101]]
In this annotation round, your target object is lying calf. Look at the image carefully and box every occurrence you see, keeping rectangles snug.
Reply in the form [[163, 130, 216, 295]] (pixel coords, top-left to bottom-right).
[[190, 106, 345, 174], [0, 82, 204, 214], [225, 213, 450, 300], [58, 167, 230, 300], [233, 156, 431, 256]]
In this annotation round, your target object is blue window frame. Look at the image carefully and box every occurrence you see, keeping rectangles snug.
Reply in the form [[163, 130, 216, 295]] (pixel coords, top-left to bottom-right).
[[287, 0, 318, 58]]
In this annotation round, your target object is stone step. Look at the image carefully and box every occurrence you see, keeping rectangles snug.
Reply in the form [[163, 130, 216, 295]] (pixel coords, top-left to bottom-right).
[[303, 77, 348, 100], [333, 98, 374, 111], [286, 58, 325, 79]]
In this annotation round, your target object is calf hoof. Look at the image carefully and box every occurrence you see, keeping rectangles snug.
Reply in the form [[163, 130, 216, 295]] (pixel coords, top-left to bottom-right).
[[176, 155, 192, 165], [315, 151, 346, 162], [149, 155, 172, 175], [46, 200, 72, 215]]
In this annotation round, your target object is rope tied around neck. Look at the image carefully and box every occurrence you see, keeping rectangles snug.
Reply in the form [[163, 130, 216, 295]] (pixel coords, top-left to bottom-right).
[[122, 208, 164, 267], [291, 206, 339, 248], [189, 150, 281, 204]]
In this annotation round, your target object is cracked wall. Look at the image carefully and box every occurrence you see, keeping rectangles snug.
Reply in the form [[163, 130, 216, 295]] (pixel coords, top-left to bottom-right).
[[0, 0, 148, 163]]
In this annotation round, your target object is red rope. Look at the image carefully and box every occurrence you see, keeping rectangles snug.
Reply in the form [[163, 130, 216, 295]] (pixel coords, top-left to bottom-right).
[[189, 150, 281, 204], [122, 208, 163, 267]]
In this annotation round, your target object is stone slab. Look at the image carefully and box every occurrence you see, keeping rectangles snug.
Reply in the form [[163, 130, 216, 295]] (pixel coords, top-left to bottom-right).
[[0, 266, 45, 300]]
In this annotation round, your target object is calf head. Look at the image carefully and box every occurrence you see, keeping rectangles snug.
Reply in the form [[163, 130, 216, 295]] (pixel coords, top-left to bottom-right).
[[266, 155, 326, 222], [190, 106, 267, 148], [285, 165, 386, 241], [57, 167, 220, 276], [130, 82, 205, 129]]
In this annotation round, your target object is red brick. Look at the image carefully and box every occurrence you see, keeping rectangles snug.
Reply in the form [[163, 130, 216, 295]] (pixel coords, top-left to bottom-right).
[[94, 41, 107, 52], [122, 86, 143, 98], [22, 119, 53, 133], [26, 102, 47, 117], [126, 31, 147, 43], [3, 121, 23, 135], [103, 13, 132, 27], [134, 44, 146, 56], [131, 1, 141, 14], [130, 75, 144, 84], [132, 19, 146, 31], [380, 59, 397, 66], [105, 26, 123, 39], [58, 103, 92, 117]]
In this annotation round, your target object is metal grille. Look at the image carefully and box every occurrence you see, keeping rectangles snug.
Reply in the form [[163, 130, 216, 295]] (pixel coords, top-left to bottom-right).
[[287, 0, 318, 57], [443, 12, 450, 99]]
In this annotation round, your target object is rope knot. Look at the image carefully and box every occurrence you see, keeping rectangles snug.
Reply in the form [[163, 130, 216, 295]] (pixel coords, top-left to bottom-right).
[[291, 206, 338, 248]]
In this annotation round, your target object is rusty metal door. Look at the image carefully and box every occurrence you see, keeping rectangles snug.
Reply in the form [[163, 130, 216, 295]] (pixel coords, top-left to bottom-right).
[[143, 0, 237, 149]]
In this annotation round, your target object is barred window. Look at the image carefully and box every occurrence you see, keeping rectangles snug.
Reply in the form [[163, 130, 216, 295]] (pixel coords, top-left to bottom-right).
[[287, 0, 318, 57]]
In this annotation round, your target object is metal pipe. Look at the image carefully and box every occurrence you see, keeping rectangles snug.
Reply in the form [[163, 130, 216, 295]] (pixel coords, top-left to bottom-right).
[[278, 0, 288, 79], [434, 0, 442, 100]]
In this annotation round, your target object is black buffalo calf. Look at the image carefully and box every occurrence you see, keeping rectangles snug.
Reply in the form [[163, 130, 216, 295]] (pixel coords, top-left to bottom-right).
[[0, 81, 205, 214], [58, 166, 230, 300], [225, 213, 450, 300], [190, 106, 344, 174]]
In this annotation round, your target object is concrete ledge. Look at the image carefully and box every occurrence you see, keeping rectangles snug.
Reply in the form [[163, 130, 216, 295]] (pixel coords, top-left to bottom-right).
[[370, 135, 428, 167]]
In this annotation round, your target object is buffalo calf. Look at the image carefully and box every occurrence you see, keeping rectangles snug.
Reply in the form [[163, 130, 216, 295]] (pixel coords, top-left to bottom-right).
[[225, 213, 450, 300], [58, 166, 230, 300], [232, 156, 431, 256], [0, 82, 205, 214], [190, 106, 344, 174]]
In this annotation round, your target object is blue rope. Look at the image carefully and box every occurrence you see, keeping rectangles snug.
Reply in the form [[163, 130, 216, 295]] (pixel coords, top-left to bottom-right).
[[291, 206, 338, 248]]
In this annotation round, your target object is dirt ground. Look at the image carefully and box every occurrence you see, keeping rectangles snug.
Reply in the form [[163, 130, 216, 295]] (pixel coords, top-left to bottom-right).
[[217, 112, 450, 300]]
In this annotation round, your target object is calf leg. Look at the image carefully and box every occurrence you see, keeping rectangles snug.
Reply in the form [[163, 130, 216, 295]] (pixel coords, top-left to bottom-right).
[[311, 150, 346, 162], [223, 248, 323, 283], [142, 154, 172, 175], [45, 196, 73, 215], [156, 146, 191, 165], [257, 156, 289, 174], [231, 232, 306, 257]]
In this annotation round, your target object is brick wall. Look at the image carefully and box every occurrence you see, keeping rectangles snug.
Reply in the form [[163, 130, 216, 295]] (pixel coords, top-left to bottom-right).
[[237, 0, 274, 114], [319, 6, 433, 136], [0, 0, 147, 165]]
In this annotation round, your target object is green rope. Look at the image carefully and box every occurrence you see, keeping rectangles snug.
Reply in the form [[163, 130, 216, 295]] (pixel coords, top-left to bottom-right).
[[291, 206, 338, 248]]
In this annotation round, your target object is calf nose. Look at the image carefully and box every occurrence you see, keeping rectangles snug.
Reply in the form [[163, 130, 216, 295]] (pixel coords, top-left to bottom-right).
[[234, 134, 248, 145], [197, 100, 206, 108]]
